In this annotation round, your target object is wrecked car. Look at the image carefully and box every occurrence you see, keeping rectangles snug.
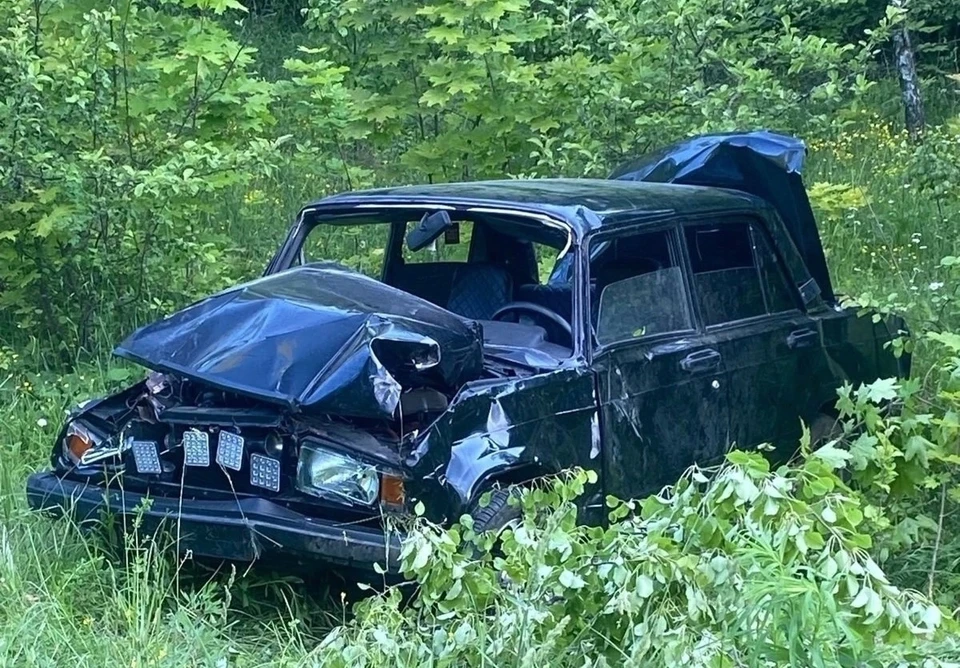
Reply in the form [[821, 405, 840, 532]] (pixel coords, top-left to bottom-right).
[[26, 132, 908, 570]]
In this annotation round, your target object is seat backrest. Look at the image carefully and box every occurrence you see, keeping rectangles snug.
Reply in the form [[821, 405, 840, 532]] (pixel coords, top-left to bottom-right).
[[389, 262, 462, 309], [446, 264, 513, 320]]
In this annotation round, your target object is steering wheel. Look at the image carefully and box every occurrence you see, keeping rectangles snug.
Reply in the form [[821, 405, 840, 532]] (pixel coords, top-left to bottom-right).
[[490, 302, 574, 348]]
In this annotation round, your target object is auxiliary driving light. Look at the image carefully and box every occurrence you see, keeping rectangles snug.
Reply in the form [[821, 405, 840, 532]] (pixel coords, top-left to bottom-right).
[[131, 440, 162, 475], [249, 453, 281, 492], [181, 429, 210, 467], [216, 430, 245, 470]]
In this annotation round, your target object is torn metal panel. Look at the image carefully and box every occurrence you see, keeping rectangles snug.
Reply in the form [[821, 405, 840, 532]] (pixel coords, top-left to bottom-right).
[[114, 263, 484, 419], [610, 130, 835, 303], [404, 368, 599, 520]]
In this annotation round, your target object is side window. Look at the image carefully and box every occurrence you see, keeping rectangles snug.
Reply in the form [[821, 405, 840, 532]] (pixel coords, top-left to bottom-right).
[[594, 229, 693, 345], [684, 221, 798, 327]]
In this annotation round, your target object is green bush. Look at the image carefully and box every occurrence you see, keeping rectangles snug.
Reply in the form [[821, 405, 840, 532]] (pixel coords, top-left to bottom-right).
[[0, 0, 287, 355], [0, 0, 900, 361], [313, 453, 954, 666]]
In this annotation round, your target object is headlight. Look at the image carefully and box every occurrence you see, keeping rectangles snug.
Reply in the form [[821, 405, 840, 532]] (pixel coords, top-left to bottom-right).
[[296, 444, 379, 505]]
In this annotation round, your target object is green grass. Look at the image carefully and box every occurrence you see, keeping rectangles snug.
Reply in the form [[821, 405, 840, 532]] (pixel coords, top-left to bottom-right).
[[0, 367, 353, 666]]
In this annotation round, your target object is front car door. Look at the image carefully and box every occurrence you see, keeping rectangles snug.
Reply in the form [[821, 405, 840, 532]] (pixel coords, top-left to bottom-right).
[[590, 223, 730, 500]]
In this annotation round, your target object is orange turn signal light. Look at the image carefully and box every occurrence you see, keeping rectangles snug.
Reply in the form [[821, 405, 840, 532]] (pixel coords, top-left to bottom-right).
[[67, 433, 93, 460], [380, 474, 406, 506]]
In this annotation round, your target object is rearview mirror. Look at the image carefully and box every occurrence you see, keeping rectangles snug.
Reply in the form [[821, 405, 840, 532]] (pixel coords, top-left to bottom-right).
[[407, 210, 453, 252]]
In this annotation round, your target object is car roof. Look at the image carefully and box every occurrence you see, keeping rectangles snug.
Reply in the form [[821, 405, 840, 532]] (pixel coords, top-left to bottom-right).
[[305, 178, 768, 239]]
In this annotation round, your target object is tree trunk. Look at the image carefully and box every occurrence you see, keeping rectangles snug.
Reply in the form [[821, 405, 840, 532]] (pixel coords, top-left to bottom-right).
[[891, 0, 925, 141]]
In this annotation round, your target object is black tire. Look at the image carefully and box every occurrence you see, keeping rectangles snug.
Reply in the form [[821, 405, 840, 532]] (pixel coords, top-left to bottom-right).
[[468, 486, 522, 535], [810, 413, 842, 445]]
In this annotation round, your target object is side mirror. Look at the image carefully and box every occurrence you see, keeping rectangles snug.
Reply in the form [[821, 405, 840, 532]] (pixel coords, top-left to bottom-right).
[[406, 210, 453, 252]]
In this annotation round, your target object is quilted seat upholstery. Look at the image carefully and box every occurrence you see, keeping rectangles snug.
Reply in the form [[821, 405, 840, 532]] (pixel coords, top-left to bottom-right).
[[445, 264, 513, 320]]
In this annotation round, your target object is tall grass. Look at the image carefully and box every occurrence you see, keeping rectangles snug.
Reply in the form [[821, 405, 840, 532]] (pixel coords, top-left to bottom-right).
[[0, 366, 353, 665]]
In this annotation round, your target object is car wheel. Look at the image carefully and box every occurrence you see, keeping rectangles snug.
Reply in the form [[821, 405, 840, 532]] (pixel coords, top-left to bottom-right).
[[468, 486, 522, 535], [810, 413, 842, 445]]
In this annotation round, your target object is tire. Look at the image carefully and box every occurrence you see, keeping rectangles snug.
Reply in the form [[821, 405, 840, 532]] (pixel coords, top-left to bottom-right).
[[468, 486, 522, 535], [810, 413, 842, 445]]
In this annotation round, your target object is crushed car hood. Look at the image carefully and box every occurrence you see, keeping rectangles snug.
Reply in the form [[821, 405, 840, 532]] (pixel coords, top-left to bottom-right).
[[114, 263, 484, 418], [610, 130, 835, 303]]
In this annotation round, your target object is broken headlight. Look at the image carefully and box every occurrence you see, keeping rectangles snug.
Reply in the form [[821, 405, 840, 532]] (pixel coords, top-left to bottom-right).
[[295, 444, 379, 506]]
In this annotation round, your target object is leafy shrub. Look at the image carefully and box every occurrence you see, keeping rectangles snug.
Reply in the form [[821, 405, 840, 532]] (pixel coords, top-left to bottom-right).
[[0, 0, 286, 354], [301, 0, 878, 181], [834, 329, 960, 608], [310, 454, 954, 666]]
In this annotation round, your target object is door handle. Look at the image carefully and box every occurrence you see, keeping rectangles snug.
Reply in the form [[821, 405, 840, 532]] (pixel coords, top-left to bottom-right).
[[680, 349, 721, 373], [787, 328, 818, 349]]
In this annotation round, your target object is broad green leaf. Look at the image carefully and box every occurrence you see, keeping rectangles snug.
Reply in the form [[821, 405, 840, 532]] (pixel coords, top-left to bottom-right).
[[559, 569, 585, 589], [812, 442, 852, 470], [33, 205, 73, 238], [862, 378, 899, 404]]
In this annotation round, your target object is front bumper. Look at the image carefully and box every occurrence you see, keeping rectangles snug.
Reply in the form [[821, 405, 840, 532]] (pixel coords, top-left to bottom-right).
[[26, 472, 402, 571]]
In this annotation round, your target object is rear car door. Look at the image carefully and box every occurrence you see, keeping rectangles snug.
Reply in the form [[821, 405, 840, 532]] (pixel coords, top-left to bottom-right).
[[591, 225, 731, 500], [681, 217, 824, 454]]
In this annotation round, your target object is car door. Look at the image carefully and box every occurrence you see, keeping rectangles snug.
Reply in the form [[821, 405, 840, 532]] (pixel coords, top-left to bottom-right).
[[590, 224, 731, 500], [681, 217, 825, 456]]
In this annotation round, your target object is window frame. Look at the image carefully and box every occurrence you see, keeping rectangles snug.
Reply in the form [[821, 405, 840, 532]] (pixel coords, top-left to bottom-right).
[[749, 222, 803, 316], [586, 221, 699, 355], [679, 214, 804, 333]]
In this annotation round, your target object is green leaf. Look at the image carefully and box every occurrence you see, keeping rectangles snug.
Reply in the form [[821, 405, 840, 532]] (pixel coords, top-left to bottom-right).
[[559, 569, 585, 590], [33, 206, 73, 238], [106, 367, 133, 382], [411, 541, 432, 571], [862, 378, 899, 404], [812, 442, 852, 470], [904, 434, 933, 466], [635, 574, 654, 598], [426, 25, 464, 45], [420, 88, 449, 107]]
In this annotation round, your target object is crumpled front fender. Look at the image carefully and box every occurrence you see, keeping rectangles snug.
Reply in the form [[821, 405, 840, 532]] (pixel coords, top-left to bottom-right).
[[404, 367, 599, 521]]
